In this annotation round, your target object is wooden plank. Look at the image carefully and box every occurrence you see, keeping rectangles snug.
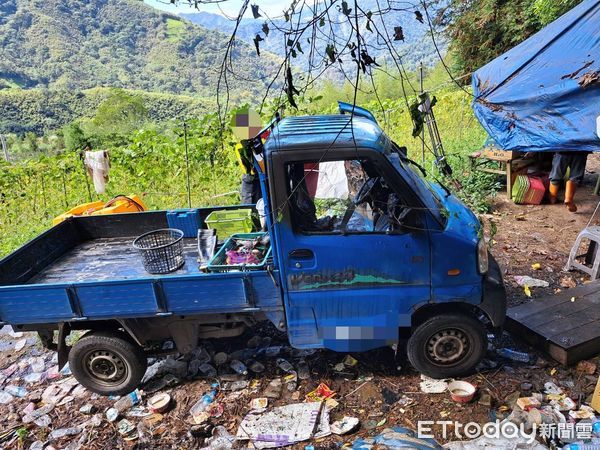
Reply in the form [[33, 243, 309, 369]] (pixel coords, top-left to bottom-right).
[[507, 280, 600, 319], [482, 148, 515, 161], [506, 279, 600, 366]]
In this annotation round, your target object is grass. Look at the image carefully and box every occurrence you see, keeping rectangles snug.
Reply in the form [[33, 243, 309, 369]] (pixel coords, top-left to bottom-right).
[[165, 18, 186, 42]]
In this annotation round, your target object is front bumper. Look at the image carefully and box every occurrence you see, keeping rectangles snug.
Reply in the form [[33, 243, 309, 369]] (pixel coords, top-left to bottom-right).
[[479, 254, 507, 328]]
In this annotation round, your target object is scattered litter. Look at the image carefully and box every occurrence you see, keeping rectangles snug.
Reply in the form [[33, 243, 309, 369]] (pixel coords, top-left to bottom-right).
[[513, 275, 549, 288], [236, 402, 329, 448], [447, 380, 476, 403], [202, 425, 235, 450], [190, 384, 218, 424], [106, 408, 119, 422], [496, 348, 531, 363], [142, 359, 187, 384], [544, 382, 563, 395], [79, 403, 96, 415], [276, 358, 294, 373], [15, 338, 28, 351], [250, 397, 268, 411], [230, 360, 248, 375], [0, 391, 14, 404], [148, 393, 171, 413], [331, 416, 359, 435], [4, 385, 28, 398], [306, 383, 336, 404], [352, 427, 443, 449], [49, 427, 82, 440], [446, 435, 547, 449], [263, 378, 283, 399], [516, 396, 541, 411], [420, 375, 448, 394], [531, 263, 541, 270], [342, 355, 358, 367], [576, 360, 597, 375]]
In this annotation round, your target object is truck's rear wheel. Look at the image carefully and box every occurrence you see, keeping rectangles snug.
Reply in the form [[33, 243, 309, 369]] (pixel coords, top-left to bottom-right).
[[407, 313, 486, 379], [69, 331, 147, 396]]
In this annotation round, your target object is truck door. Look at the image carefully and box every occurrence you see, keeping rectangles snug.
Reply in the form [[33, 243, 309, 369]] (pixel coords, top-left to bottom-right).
[[271, 151, 432, 351]]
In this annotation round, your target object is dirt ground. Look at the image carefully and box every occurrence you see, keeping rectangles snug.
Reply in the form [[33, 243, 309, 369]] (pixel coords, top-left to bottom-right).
[[1, 155, 600, 449]]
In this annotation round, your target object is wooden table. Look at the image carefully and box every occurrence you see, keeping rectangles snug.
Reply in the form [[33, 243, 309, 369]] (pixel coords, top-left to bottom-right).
[[469, 148, 535, 199]]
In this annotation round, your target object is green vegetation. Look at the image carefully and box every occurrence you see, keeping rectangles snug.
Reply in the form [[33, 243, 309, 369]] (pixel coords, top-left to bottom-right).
[[0, 87, 216, 135], [438, 0, 583, 74]]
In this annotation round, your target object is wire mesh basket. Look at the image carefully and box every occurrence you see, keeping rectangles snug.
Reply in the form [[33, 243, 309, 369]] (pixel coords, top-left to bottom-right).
[[133, 228, 185, 274]]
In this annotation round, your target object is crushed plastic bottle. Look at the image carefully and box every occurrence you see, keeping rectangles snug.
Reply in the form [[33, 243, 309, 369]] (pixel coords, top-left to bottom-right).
[[229, 360, 248, 375], [4, 385, 28, 397], [198, 363, 217, 378], [496, 348, 531, 363], [248, 360, 265, 374], [276, 358, 294, 373], [49, 427, 82, 440]]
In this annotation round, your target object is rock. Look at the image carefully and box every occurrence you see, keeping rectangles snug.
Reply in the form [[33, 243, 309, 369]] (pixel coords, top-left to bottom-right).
[[29, 441, 44, 450]]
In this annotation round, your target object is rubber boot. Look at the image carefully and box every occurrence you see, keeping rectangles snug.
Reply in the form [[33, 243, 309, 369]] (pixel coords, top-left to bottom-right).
[[548, 183, 560, 204], [564, 180, 577, 212]]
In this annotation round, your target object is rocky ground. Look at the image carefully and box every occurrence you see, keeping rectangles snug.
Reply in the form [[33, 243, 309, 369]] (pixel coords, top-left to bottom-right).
[[2, 156, 600, 450]]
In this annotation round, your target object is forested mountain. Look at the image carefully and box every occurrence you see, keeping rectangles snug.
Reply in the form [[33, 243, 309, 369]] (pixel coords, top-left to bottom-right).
[[0, 0, 279, 98]]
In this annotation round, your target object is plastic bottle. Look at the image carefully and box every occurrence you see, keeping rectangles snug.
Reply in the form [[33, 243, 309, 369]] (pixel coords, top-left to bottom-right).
[[229, 360, 248, 375], [276, 358, 294, 373], [114, 389, 141, 412], [190, 384, 218, 418], [496, 348, 531, 363]]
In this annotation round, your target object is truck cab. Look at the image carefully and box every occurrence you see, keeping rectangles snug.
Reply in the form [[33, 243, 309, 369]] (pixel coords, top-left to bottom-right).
[[260, 111, 505, 377]]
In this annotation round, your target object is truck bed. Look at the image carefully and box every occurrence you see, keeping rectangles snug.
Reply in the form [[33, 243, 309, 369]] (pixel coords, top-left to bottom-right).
[[0, 207, 282, 327], [29, 237, 202, 284]]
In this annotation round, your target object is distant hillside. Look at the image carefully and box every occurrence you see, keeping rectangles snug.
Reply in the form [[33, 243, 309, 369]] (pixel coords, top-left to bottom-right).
[[181, 6, 445, 73], [0, 0, 280, 98], [0, 87, 215, 135]]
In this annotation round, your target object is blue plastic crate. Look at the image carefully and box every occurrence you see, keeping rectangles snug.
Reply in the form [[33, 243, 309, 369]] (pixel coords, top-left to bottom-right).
[[166, 209, 202, 238]]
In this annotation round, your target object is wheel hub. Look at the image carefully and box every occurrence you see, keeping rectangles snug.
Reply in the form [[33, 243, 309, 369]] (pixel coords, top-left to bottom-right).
[[426, 328, 469, 365], [85, 350, 127, 383]]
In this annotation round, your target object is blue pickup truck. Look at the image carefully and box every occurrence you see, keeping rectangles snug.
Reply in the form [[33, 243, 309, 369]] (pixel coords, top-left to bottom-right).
[[0, 105, 506, 395]]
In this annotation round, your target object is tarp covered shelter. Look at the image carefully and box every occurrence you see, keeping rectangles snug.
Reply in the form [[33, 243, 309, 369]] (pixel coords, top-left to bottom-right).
[[472, 0, 600, 152]]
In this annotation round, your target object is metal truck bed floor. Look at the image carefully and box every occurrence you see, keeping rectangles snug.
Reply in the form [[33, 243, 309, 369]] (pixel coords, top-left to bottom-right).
[[506, 280, 600, 365], [28, 237, 203, 284]]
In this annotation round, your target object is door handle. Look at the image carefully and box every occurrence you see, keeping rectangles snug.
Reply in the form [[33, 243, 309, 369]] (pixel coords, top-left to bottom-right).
[[289, 248, 314, 259]]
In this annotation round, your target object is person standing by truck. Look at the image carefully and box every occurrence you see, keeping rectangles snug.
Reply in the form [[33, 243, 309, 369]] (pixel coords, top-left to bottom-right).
[[236, 140, 262, 204], [548, 151, 589, 212]]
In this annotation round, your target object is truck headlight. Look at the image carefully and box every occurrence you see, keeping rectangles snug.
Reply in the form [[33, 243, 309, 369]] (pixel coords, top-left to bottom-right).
[[478, 239, 489, 274]]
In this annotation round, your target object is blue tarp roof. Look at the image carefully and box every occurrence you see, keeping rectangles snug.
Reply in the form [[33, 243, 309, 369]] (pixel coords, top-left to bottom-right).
[[472, 0, 600, 152]]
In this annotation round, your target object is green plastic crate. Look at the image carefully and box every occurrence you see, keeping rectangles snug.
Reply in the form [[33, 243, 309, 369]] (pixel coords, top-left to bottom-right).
[[207, 232, 271, 272], [205, 209, 254, 240]]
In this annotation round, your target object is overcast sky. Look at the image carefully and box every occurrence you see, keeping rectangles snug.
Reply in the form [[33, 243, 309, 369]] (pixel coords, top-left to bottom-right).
[[144, 0, 287, 17]]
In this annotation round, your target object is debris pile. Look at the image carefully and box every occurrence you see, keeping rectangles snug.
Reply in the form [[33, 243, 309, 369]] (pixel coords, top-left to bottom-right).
[[1, 324, 600, 449]]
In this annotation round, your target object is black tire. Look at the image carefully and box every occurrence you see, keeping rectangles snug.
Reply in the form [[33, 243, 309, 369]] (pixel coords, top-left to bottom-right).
[[407, 313, 486, 379], [69, 331, 147, 396]]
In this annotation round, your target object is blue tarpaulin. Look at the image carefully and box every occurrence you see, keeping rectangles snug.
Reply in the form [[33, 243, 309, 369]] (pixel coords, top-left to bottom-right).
[[472, 0, 600, 152]]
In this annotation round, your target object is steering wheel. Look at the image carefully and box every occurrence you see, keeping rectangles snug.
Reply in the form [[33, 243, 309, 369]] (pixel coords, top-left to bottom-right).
[[339, 177, 381, 232]]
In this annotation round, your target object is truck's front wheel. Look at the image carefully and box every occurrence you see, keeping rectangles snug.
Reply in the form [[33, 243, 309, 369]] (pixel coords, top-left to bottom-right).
[[407, 313, 486, 379], [69, 331, 147, 396]]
